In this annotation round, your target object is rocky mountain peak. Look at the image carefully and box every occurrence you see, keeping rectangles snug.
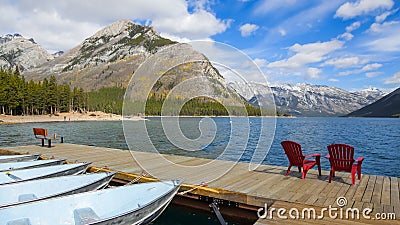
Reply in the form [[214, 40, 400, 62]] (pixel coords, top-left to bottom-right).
[[91, 19, 137, 38], [0, 33, 53, 71], [22, 19, 177, 90]]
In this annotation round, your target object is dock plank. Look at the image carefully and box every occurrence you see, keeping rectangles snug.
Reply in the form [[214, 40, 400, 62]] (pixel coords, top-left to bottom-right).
[[3, 143, 399, 224]]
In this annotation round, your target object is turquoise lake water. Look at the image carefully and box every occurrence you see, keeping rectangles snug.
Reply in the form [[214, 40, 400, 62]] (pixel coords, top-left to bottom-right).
[[1, 117, 399, 224], [1, 117, 399, 177]]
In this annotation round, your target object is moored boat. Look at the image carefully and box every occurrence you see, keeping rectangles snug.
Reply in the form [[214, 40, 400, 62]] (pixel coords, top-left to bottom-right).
[[0, 172, 115, 208], [0, 154, 41, 163], [0, 162, 91, 185], [0, 159, 65, 172], [0, 180, 182, 225]]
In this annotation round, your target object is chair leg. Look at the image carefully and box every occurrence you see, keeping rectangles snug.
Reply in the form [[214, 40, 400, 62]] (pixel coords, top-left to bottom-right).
[[357, 164, 362, 180], [351, 165, 357, 185], [286, 165, 292, 176], [329, 169, 334, 183], [316, 156, 321, 176], [298, 167, 301, 173], [302, 169, 308, 179]]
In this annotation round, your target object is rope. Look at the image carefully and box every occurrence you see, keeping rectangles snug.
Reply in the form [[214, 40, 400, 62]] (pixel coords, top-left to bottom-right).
[[5, 172, 22, 181], [178, 182, 207, 195], [125, 172, 147, 185]]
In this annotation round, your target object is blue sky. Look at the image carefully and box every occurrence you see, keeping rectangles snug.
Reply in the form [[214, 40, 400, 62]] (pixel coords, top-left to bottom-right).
[[1, 0, 399, 92]]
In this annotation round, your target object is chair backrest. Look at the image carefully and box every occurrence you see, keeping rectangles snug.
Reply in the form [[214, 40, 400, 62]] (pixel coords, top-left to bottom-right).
[[281, 140, 305, 166], [327, 144, 354, 172], [33, 128, 48, 137]]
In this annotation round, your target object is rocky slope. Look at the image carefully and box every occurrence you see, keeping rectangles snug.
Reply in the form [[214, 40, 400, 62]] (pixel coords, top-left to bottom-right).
[[0, 33, 54, 71], [22, 20, 244, 107], [228, 82, 386, 116], [347, 87, 400, 117], [23, 20, 176, 90]]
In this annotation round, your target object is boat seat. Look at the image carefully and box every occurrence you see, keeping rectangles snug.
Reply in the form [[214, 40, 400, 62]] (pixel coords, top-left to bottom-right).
[[18, 194, 38, 202], [6, 218, 32, 225], [74, 207, 100, 225]]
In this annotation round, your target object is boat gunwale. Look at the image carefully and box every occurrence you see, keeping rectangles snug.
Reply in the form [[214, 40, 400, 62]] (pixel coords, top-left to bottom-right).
[[0, 172, 116, 209], [90, 180, 182, 224], [0, 162, 92, 185]]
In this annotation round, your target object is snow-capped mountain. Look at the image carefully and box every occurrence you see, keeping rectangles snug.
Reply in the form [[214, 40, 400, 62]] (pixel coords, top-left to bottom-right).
[[0, 34, 54, 71], [228, 81, 386, 116], [22, 20, 242, 106], [348, 87, 400, 117], [24, 19, 177, 90]]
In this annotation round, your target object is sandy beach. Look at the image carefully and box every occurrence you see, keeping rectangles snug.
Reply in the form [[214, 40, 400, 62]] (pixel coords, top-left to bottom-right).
[[0, 111, 145, 124]]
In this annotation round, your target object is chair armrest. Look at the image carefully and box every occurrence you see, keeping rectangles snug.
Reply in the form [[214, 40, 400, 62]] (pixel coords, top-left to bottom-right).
[[305, 153, 321, 158], [355, 156, 364, 162], [325, 154, 330, 159]]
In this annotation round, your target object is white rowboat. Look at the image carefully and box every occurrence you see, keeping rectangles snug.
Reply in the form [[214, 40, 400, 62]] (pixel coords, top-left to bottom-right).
[[0, 159, 66, 172], [0, 172, 115, 208], [0, 162, 91, 185], [0, 154, 40, 163], [0, 180, 182, 225]]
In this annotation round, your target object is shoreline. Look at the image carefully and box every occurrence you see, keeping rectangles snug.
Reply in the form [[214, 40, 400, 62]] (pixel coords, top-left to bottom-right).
[[0, 113, 297, 124], [0, 112, 146, 124]]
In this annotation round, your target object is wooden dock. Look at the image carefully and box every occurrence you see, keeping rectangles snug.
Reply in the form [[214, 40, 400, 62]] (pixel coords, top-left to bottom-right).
[[3, 143, 399, 224]]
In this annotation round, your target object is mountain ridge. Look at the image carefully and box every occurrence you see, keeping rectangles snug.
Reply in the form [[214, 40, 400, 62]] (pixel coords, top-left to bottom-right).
[[22, 20, 176, 90], [0, 33, 54, 71], [228, 81, 386, 116], [347, 87, 400, 117]]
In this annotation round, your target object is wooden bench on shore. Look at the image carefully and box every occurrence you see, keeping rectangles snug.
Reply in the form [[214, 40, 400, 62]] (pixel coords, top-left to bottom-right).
[[33, 128, 56, 148]]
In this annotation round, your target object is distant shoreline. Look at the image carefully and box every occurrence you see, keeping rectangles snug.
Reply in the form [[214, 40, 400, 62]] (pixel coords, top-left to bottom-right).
[[0, 113, 297, 125], [0, 112, 145, 124]]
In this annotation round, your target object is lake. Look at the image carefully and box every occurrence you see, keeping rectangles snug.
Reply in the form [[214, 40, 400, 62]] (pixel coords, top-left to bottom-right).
[[1, 117, 399, 225], [1, 117, 398, 177]]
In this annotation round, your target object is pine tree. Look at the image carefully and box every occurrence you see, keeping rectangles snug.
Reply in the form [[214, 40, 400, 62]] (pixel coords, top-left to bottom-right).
[[47, 75, 58, 114]]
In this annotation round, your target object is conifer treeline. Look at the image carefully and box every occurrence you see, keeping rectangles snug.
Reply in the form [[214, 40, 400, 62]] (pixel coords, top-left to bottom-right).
[[0, 68, 86, 115], [0, 67, 272, 116]]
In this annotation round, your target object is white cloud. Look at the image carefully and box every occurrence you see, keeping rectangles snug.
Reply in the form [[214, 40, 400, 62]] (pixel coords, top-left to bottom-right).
[[384, 72, 400, 84], [375, 8, 398, 23], [365, 71, 383, 78], [0, 0, 231, 51], [363, 19, 400, 52], [322, 56, 369, 69], [361, 63, 382, 71], [268, 39, 344, 69], [254, 0, 298, 14], [239, 23, 259, 37], [338, 63, 382, 76], [253, 58, 268, 68], [305, 67, 322, 80], [338, 32, 354, 41], [329, 78, 340, 82], [375, 11, 391, 23], [346, 21, 361, 32], [335, 0, 394, 19], [368, 21, 399, 33], [278, 28, 287, 36], [338, 21, 361, 41]]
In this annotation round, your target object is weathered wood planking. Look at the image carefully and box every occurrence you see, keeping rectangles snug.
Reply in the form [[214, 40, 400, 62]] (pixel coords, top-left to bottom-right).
[[3, 143, 399, 223]]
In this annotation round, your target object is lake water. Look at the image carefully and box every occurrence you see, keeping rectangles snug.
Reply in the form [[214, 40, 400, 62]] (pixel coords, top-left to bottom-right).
[[1, 117, 399, 224], [1, 117, 398, 177]]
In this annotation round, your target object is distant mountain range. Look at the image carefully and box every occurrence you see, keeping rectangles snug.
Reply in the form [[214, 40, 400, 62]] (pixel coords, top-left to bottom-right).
[[0, 20, 390, 116], [229, 82, 385, 116], [347, 88, 400, 117]]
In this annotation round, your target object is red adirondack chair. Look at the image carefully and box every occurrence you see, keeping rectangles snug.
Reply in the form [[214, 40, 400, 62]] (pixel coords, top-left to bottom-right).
[[281, 140, 321, 179], [326, 144, 364, 185]]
